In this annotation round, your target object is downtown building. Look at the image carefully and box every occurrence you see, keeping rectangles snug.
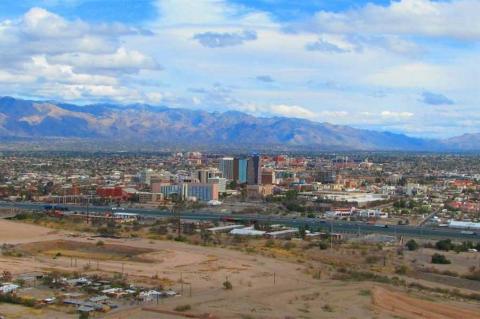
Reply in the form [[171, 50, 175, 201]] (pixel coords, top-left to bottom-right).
[[219, 157, 235, 180], [247, 155, 262, 185]]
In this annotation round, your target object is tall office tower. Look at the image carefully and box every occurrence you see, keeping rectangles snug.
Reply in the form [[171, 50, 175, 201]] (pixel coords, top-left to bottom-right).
[[219, 157, 235, 180], [247, 155, 262, 185], [237, 158, 248, 184]]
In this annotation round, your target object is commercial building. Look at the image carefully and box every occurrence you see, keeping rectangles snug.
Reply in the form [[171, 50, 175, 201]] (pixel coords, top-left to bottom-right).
[[196, 168, 221, 183], [261, 169, 275, 185], [184, 183, 219, 202], [246, 184, 273, 199], [219, 157, 235, 180], [247, 155, 261, 185], [234, 158, 248, 184], [208, 177, 227, 193]]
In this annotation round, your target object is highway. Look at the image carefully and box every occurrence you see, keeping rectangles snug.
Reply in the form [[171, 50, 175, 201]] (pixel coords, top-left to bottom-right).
[[2, 201, 479, 241]]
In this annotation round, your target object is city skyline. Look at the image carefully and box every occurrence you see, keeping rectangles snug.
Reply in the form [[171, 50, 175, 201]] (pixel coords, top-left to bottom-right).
[[0, 0, 478, 138]]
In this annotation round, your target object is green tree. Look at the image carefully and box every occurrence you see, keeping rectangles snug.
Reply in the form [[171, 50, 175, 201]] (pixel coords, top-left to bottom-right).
[[405, 239, 419, 251]]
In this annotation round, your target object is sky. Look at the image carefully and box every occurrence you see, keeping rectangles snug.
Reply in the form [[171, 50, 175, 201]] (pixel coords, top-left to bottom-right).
[[0, 0, 478, 138]]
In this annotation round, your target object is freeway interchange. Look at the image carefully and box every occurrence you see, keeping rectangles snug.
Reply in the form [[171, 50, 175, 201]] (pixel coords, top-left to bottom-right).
[[2, 201, 479, 241]]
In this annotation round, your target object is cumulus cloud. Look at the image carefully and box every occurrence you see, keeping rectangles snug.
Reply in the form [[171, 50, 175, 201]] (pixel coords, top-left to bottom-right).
[[193, 30, 257, 48], [48, 48, 160, 74], [298, 0, 480, 41], [420, 91, 454, 105], [0, 7, 159, 102]]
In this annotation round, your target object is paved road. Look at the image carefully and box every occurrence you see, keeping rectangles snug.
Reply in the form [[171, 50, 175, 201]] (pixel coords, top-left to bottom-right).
[[2, 201, 479, 241]]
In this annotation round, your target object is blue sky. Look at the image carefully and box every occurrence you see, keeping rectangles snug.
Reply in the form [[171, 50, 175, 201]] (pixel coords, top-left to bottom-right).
[[0, 0, 478, 138]]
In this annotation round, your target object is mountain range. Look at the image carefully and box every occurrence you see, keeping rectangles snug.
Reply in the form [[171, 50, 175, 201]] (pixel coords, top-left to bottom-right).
[[0, 96, 477, 151]]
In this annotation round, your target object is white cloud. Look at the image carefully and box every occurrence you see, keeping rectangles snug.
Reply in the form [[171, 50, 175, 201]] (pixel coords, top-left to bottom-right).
[[302, 0, 480, 40], [48, 48, 160, 74], [242, 103, 315, 119]]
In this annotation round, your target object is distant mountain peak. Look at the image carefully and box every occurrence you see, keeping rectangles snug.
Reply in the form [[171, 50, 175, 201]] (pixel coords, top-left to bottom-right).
[[0, 96, 475, 151]]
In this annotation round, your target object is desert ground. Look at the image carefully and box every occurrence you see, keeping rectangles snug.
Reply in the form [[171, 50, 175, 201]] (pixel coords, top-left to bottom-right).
[[1, 218, 479, 319]]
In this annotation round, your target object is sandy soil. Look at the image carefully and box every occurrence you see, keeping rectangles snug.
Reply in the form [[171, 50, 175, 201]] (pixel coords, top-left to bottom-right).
[[405, 248, 480, 274], [0, 219, 62, 244], [1, 219, 480, 318], [372, 286, 480, 319]]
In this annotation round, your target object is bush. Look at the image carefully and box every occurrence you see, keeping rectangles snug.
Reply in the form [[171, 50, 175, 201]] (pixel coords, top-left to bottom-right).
[[318, 241, 329, 250], [96, 240, 104, 246], [431, 253, 451, 264], [435, 239, 454, 251], [405, 239, 418, 251], [223, 280, 233, 290], [322, 304, 334, 312]]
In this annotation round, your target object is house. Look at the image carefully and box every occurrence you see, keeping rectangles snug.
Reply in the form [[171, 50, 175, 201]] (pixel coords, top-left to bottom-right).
[[0, 283, 19, 294]]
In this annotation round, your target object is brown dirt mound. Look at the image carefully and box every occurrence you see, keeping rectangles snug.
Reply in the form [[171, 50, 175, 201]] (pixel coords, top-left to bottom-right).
[[372, 286, 480, 319]]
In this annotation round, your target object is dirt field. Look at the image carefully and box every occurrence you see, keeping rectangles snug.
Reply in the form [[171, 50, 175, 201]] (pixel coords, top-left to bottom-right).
[[1, 219, 480, 319], [0, 219, 61, 243], [372, 286, 480, 319]]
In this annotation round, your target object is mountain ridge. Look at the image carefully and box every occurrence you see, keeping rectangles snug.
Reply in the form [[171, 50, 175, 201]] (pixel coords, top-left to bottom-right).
[[0, 96, 475, 151]]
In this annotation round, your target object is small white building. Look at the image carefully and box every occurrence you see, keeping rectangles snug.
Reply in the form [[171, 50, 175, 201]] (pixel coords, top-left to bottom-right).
[[230, 226, 266, 236], [0, 283, 20, 294], [448, 220, 480, 230]]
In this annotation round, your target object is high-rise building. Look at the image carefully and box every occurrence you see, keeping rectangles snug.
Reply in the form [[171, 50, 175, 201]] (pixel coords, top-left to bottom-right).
[[232, 157, 248, 184], [219, 157, 235, 180], [237, 158, 248, 184], [247, 155, 261, 185]]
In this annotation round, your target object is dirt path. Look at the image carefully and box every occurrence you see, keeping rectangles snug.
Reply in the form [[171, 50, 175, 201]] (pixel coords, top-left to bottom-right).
[[372, 286, 480, 319]]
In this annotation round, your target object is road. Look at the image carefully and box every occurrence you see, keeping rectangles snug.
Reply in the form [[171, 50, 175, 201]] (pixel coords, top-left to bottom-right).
[[2, 201, 479, 241]]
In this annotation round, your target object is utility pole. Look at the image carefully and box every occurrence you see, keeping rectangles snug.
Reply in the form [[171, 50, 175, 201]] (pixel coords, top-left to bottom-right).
[[330, 221, 333, 249], [180, 272, 184, 295]]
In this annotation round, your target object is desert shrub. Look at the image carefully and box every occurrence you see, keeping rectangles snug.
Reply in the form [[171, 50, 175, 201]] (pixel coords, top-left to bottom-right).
[[435, 239, 454, 251], [318, 241, 329, 250], [322, 304, 334, 312], [405, 239, 419, 251], [223, 280, 233, 290], [431, 253, 451, 264]]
